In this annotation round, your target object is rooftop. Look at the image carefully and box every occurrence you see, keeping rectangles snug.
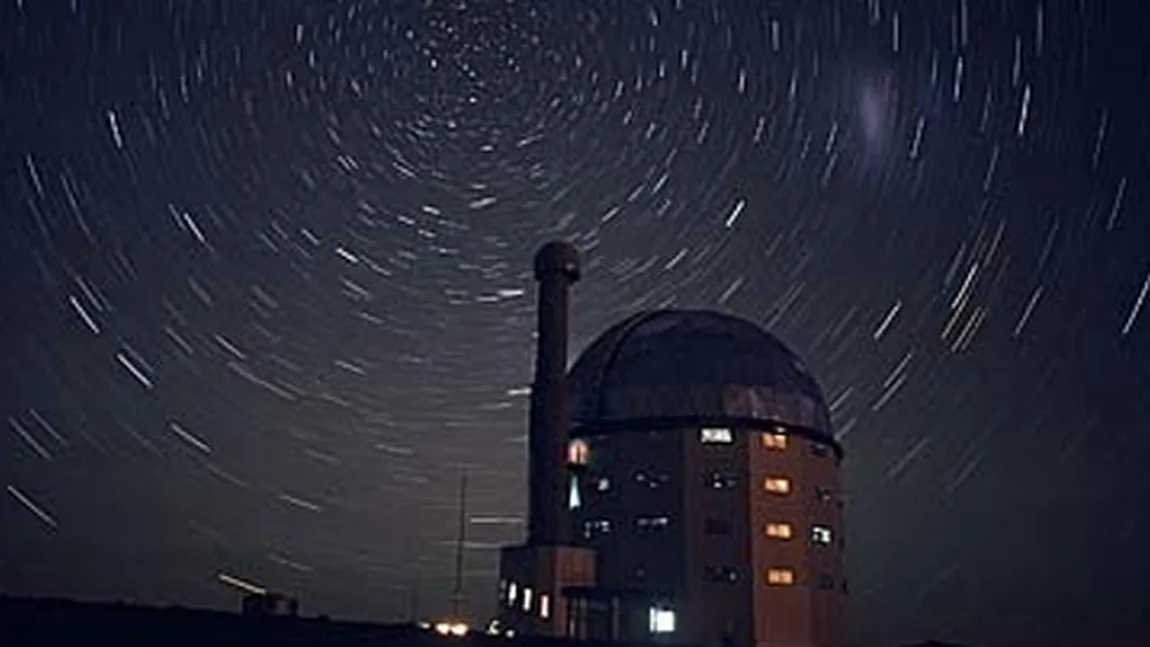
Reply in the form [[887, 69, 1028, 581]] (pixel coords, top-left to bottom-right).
[[568, 309, 832, 436]]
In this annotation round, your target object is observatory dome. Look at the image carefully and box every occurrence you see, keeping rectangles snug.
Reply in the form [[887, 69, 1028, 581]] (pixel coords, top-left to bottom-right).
[[567, 309, 833, 436]]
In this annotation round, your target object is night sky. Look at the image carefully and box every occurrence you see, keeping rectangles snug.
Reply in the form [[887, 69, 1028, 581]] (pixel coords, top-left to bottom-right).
[[2, 1, 1149, 645]]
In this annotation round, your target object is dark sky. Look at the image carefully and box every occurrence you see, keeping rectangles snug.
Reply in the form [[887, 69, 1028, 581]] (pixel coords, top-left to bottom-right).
[[2, 1, 1149, 645]]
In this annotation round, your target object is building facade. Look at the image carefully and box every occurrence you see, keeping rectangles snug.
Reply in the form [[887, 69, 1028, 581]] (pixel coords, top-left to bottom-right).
[[498, 245, 845, 647]]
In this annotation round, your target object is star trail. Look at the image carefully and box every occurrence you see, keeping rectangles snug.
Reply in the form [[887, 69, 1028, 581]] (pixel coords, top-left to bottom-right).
[[2, 1, 1149, 645]]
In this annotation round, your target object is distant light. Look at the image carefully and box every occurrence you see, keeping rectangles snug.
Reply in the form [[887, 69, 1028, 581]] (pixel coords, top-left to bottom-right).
[[433, 620, 469, 637]]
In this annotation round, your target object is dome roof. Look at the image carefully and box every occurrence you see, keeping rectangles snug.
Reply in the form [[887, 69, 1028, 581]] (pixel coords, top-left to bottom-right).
[[568, 309, 832, 435]]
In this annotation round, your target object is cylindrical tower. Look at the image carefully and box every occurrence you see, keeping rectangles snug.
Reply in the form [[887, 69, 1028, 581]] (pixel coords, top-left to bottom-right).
[[528, 241, 581, 546]]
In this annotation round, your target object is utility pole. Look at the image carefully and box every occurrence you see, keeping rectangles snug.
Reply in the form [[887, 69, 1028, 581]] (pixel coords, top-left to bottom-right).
[[407, 583, 419, 623], [451, 468, 468, 620]]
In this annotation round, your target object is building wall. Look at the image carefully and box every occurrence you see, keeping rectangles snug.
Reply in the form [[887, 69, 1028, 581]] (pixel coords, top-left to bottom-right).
[[497, 545, 597, 637], [683, 426, 753, 647], [747, 425, 845, 647], [573, 431, 686, 596], [572, 422, 844, 647]]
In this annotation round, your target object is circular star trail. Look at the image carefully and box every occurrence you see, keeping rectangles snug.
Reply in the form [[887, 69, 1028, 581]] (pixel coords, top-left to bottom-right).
[[2, 1, 1149, 645]]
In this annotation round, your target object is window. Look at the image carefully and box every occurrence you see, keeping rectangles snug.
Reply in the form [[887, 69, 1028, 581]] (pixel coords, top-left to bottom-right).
[[568, 474, 581, 510], [811, 525, 833, 545], [704, 566, 739, 583], [499, 579, 508, 602], [522, 587, 533, 612], [815, 486, 833, 503], [810, 442, 828, 457], [707, 472, 739, 489], [700, 427, 733, 444], [635, 471, 669, 489], [704, 518, 731, 535], [539, 593, 551, 619], [648, 607, 676, 634], [596, 477, 611, 492], [507, 582, 518, 606], [636, 515, 671, 530], [762, 430, 787, 449], [766, 522, 793, 539], [763, 476, 790, 494], [583, 518, 612, 539], [766, 568, 794, 586], [818, 574, 835, 590], [567, 439, 589, 466]]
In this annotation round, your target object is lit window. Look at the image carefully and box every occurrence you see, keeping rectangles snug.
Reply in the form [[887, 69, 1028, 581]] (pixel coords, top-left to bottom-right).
[[567, 439, 589, 466], [539, 593, 550, 619], [700, 427, 733, 444], [568, 475, 581, 510], [636, 516, 671, 530], [763, 477, 790, 494], [507, 582, 518, 606], [762, 430, 787, 449], [522, 587, 533, 612], [635, 471, 669, 488], [648, 607, 676, 634], [766, 568, 794, 586], [583, 518, 612, 539], [707, 472, 739, 489], [811, 525, 833, 545], [596, 477, 611, 492], [766, 522, 793, 539]]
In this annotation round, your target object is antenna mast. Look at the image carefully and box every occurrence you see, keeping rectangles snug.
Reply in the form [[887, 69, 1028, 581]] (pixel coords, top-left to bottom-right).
[[451, 468, 468, 619]]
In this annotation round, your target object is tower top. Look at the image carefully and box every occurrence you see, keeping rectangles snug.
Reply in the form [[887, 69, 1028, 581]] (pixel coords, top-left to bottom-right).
[[534, 241, 581, 282]]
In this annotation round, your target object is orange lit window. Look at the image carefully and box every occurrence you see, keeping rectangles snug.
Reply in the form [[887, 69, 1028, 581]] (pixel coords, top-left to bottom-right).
[[766, 568, 794, 586], [765, 522, 792, 539], [762, 432, 787, 450], [567, 439, 589, 466], [763, 477, 790, 494]]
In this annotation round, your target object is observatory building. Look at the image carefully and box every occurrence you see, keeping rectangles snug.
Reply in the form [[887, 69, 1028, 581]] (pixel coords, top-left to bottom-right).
[[497, 242, 846, 647]]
